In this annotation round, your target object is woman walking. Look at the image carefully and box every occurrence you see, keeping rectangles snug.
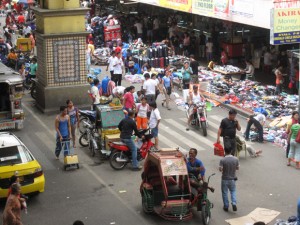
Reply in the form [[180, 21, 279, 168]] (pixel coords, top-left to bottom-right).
[[286, 111, 299, 158], [161, 69, 173, 110], [67, 100, 80, 148], [2, 183, 23, 225], [287, 120, 300, 168]]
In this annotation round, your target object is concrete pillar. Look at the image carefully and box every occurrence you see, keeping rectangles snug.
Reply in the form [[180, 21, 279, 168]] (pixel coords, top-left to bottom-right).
[[33, 0, 90, 113]]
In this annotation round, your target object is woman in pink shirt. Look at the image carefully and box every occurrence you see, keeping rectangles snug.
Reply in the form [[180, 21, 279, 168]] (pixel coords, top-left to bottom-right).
[[123, 86, 136, 113]]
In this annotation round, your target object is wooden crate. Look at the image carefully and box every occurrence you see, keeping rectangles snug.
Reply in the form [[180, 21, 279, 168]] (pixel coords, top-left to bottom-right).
[[105, 133, 121, 150]]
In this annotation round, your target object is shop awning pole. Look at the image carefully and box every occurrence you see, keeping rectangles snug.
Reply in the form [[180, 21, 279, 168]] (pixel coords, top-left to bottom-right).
[[298, 45, 300, 115]]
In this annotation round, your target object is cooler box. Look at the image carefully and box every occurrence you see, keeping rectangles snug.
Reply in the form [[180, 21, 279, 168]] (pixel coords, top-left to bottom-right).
[[64, 155, 79, 165], [16, 38, 31, 52], [100, 128, 120, 139], [105, 133, 121, 150]]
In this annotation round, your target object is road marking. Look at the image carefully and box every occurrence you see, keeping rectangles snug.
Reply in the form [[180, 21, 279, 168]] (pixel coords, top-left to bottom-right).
[[23, 103, 150, 225], [83, 165, 150, 225], [160, 121, 205, 151], [164, 119, 212, 150]]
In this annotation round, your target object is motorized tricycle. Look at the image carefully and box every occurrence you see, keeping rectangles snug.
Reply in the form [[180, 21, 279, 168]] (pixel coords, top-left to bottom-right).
[[140, 148, 214, 224]]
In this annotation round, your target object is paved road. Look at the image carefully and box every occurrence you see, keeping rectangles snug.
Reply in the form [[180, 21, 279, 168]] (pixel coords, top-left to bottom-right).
[[1, 87, 299, 225]]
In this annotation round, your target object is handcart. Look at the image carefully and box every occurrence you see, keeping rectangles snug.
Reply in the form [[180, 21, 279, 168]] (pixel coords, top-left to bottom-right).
[[62, 140, 79, 170]]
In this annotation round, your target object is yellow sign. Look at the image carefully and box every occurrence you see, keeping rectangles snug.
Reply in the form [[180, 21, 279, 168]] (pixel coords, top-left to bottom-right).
[[271, 8, 300, 45], [159, 0, 192, 12], [273, 8, 300, 33]]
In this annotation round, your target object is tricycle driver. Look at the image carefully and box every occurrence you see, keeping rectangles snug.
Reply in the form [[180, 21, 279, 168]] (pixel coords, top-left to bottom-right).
[[187, 148, 206, 192]]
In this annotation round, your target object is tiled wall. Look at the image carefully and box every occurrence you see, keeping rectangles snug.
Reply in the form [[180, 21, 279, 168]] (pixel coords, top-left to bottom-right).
[[37, 35, 87, 87]]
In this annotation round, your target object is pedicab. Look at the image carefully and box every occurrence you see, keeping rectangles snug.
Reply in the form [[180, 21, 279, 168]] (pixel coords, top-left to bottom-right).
[[140, 148, 215, 224]]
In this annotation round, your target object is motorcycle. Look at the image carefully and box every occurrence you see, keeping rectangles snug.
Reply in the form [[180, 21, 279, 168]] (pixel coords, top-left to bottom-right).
[[79, 121, 101, 157], [189, 173, 215, 225], [186, 101, 208, 136], [30, 78, 37, 99], [108, 130, 155, 170], [78, 109, 96, 134]]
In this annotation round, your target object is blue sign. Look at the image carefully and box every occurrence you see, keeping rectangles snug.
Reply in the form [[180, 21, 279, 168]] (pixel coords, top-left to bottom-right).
[[273, 31, 300, 45]]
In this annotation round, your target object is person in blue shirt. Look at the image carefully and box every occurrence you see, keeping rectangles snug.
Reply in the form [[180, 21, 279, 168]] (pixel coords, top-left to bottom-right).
[[187, 148, 206, 192], [297, 197, 300, 225]]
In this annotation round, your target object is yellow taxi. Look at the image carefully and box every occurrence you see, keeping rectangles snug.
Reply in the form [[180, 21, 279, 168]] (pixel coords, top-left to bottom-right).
[[0, 132, 45, 198]]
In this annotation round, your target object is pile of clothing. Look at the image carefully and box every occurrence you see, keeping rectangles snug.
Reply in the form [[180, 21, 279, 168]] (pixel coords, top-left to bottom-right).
[[214, 65, 242, 73], [207, 79, 299, 119]]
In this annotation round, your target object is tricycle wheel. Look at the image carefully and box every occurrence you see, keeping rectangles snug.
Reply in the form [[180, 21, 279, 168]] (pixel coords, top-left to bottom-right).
[[64, 165, 67, 171], [77, 164, 80, 169], [201, 203, 211, 225], [79, 133, 89, 147], [109, 149, 127, 170]]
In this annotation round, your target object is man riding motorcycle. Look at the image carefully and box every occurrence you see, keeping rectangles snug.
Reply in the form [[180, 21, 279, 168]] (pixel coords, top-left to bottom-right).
[[186, 85, 206, 131], [118, 110, 143, 171]]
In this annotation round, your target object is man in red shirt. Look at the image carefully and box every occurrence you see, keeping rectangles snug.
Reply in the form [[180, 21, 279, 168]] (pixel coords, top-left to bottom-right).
[[17, 13, 25, 24]]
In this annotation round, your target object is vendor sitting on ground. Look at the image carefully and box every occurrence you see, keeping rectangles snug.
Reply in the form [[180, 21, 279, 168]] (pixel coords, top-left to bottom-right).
[[244, 113, 265, 143], [187, 148, 206, 192]]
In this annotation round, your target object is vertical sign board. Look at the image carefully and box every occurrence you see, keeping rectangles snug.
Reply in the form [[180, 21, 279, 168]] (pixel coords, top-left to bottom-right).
[[270, 8, 300, 45]]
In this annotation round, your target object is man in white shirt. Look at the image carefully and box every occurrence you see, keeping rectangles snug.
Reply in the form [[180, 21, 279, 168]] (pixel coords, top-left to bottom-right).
[[106, 51, 116, 80], [113, 52, 124, 86], [23, 25, 32, 36], [90, 79, 100, 109], [134, 21, 143, 39], [263, 50, 272, 74], [149, 102, 161, 149], [245, 113, 265, 143], [143, 73, 157, 104]]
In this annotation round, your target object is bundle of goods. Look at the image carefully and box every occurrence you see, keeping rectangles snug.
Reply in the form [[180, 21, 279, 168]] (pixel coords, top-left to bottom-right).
[[169, 55, 189, 69], [93, 47, 110, 64], [213, 65, 242, 73], [124, 74, 144, 84], [88, 15, 121, 48]]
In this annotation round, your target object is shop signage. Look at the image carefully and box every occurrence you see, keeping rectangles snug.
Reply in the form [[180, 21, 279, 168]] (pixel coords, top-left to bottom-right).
[[159, 0, 192, 12], [270, 8, 300, 45]]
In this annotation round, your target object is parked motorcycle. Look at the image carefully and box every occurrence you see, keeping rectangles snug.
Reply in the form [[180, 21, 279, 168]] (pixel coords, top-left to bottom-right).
[[79, 121, 101, 157], [78, 109, 96, 134], [109, 130, 155, 170], [30, 78, 37, 99], [186, 101, 208, 136]]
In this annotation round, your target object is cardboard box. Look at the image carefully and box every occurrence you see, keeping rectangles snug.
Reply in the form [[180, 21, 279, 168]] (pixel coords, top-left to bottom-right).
[[105, 133, 120, 150]]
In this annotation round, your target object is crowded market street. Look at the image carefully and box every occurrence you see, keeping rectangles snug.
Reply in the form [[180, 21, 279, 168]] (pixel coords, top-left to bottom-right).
[[1, 87, 298, 225], [0, 0, 300, 225]]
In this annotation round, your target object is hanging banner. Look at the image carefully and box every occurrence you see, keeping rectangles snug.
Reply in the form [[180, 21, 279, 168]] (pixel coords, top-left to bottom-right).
[[270, 8, 300, 45], [159, 0, 192, 12], [230, 0, 254, 18], [214, 0, 230, 18], [192, 0, 214, 16]]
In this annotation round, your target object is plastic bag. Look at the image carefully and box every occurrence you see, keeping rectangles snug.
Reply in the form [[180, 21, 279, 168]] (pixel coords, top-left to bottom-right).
[[213, 142, 224, 157]]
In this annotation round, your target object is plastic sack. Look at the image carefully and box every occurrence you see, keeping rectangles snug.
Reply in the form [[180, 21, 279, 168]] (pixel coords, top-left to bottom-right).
[[213, 142, 224, 157]]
